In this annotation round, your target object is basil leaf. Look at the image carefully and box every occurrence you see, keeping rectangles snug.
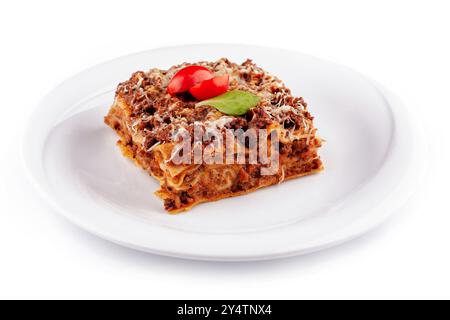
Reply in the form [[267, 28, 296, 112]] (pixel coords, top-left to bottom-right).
[[195, 90, 260, 116]]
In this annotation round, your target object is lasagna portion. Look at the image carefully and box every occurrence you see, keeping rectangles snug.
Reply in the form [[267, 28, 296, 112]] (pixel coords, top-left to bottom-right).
[[105, 58, 323, 213]]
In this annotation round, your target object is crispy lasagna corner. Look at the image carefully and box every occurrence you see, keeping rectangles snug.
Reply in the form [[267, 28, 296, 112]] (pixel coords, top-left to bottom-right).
[[105, 58, 323, 213]]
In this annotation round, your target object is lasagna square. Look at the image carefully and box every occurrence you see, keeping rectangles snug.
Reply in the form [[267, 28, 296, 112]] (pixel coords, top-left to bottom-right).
[[105, 58, 323, 213]]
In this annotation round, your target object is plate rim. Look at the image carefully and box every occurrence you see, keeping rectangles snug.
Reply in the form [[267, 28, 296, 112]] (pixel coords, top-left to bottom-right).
[[21, 44, 425, 261]]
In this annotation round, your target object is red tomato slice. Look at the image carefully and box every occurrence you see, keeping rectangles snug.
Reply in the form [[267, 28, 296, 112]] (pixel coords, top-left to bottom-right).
[[167, 66, 213, 95], [189, 74, 230, 101]]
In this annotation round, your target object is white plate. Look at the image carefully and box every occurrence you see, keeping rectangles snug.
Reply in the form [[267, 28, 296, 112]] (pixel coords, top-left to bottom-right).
[[23, 44, 423, 261]]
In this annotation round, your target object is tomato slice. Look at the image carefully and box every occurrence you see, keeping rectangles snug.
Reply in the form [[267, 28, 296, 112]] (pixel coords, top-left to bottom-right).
[[167, 66, 213, 95], [189, 74, 230, 101]]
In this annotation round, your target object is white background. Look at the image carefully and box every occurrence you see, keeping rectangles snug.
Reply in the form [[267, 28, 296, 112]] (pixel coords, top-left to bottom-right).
[[1, 0, 449, 299]]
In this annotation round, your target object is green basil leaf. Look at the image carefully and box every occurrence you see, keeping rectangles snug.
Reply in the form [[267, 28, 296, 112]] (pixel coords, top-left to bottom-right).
[[195, 90, 260, 116]]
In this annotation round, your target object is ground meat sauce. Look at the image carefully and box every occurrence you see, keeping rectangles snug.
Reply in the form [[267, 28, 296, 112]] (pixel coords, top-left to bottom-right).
[[115, 58, 313, 152]]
